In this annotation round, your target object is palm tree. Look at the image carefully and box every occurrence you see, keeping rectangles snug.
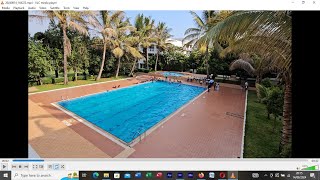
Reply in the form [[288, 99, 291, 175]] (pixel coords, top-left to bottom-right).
[[199, 11, 292, 154], [89, 11, 125, 81], [30, 11, 90, 85], [154, 22, 172, 71], [183, 11, 232, 78], [134, 14, 156, 70], [110, 17, 143, 78], [229, 53, 272, 83]]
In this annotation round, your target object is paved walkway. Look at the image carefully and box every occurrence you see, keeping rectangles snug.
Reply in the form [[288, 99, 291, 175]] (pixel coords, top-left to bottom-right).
[[130, 84, 246, 158], [29, 77, 246, 158]]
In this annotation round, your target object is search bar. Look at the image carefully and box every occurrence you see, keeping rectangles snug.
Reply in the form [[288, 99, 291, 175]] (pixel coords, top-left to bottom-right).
[[11, 171, 74, 180]]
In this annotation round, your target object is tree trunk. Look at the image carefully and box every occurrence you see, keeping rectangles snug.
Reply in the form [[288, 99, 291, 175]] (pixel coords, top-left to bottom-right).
[[62, 24, 68, 85], [74, 67, 78, 81], [116, 57, 121, 78], [129, 59, 137, 76], [268, 113, 270, 119], [280, 82, 292, 151], [256, 75, 261, 84], [55, 69, 59, 78], [96, 42, 107, 81], [155, 50, 159, 72], [145, 47, 149, 70], [206, 45, 209, 78]]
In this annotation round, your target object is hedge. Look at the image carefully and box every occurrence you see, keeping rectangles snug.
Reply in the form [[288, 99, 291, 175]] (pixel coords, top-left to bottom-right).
[[41, 77, 52, 84], [53, 77, 64, 84]]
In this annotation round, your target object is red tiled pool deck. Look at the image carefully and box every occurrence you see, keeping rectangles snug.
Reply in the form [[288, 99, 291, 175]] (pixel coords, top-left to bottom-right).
[[29, 77, 246, 158]]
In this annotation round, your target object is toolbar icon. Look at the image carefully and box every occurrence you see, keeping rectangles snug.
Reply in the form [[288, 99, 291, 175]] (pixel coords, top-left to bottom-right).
[[198, 172, 205, 179], [209, 172, 215, 179], [220, 172, 226, 179], [92, 172, 99, 179], [156, 172, 163, 178], [135, 172, 142, 178], [310, 173, 316, 178], [275, 173, 279, 177], [252, 173, 259, 178], [124, 173, 131, 179], [188, 173, 194, 178], [3, 173, 8, 178], [114, 172, 120, 179]]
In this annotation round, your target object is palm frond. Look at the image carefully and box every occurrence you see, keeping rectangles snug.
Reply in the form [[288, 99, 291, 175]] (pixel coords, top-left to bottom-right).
[[229, 59, 255, 75]]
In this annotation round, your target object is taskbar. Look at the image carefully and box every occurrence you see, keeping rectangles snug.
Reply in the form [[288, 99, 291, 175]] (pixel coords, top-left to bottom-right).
[[80, 171, 319, 180]]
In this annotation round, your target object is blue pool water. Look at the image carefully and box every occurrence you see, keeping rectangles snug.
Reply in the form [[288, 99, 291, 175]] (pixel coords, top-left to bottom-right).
[[162, 72, 184, 77], [58, 81, 205, 143]]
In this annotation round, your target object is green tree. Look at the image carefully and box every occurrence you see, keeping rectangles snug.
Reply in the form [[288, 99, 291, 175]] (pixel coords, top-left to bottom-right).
[[69, 35, 90, 81], [154, 22, 172, 71], [109, 17, 142, 78], [184, 11, 232, 78], [28, 40, 52, 84], [30, 11, 91, 85], [89, 11, 125, 80], [134, 14, 156, 70]]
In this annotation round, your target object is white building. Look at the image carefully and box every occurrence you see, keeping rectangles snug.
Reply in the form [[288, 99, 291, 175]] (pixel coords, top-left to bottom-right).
[[136, 43, 158, 69], [136, 38, 192, 69]]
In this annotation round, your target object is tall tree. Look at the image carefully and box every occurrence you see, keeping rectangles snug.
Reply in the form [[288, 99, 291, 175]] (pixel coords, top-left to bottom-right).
[[89, 11, 125, 80], [154, 22, 172, 71], [30, 11, 90, 85], [184, 11, 232, 78], [69, 35, 90, 81], [110, 17, 143, 78], [134, 14, 156, 70]]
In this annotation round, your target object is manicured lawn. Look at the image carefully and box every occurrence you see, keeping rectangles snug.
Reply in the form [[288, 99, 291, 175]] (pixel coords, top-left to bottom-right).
[[29, 76, 126, 93], [244, 90, 282, 158]]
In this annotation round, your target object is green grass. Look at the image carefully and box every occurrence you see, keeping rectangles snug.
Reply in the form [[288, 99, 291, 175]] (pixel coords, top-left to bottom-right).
[[244, 90, 282, 158], [29, 76, 126, 93]]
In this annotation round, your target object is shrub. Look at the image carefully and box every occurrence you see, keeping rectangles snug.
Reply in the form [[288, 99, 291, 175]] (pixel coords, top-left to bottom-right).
[[68, 76, 73, 81], [41, 77, 52, 84], [53, 77, 64, 84], [77, 75, 87, 80], [280, 143, 292, 158], [261, 78, 273, 88]]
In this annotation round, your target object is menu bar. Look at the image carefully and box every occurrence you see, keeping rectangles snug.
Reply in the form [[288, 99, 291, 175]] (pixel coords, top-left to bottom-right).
[[0, 0, 320, 10]]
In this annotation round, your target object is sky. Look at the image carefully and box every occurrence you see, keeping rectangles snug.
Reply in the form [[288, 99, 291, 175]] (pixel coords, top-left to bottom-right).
[[28, 10, 203, 39]]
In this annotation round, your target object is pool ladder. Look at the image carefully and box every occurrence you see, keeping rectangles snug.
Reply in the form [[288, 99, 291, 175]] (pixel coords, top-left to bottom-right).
[[132, 128, 147, 143]]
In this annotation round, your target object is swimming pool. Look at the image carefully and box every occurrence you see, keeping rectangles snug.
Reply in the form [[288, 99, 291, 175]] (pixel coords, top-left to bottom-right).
[[58, 81, 205, 144], [162, 72, 184, 77]]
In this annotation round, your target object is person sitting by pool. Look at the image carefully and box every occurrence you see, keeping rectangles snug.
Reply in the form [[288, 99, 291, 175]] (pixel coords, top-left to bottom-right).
[[118, 85, 120, 88], [200, 80, 203, 85], [112, 85, 117, 88]]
